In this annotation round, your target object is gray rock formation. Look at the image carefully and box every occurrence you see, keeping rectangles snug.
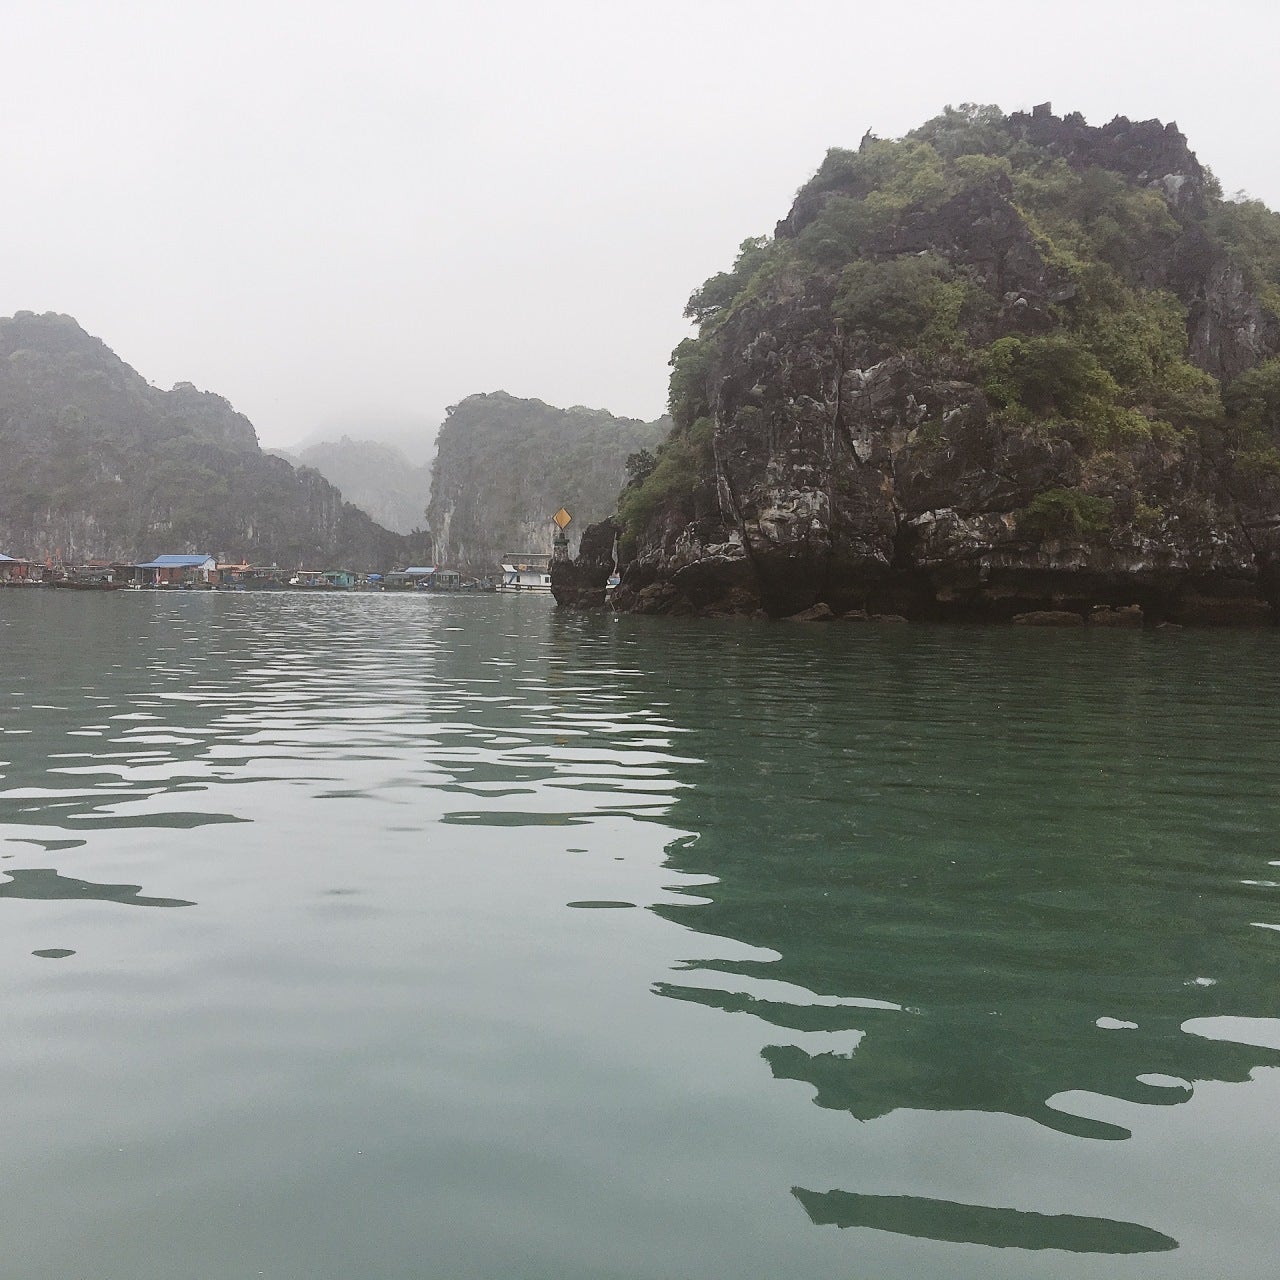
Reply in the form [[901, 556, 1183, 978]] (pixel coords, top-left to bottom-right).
[[550, 517, 618, 609], [427, 392, 667, 573]]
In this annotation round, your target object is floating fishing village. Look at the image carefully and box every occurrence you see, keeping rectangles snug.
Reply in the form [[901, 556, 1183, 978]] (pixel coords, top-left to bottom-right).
[[0, 549, 558, 592]]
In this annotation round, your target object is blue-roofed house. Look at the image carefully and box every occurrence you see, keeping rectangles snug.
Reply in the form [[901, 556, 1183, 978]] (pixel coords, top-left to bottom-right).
[[137, 553, 218, 586]]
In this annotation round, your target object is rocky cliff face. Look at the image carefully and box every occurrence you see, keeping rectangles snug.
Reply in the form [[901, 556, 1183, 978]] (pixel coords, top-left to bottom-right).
[[427, 392, 667, 573], [0, 312, 425, 569], [597, 105, 1280, 624]]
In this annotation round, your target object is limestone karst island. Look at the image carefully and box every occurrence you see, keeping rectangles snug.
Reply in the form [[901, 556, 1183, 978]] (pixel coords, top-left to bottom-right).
[[556, 105, 1280, 627]]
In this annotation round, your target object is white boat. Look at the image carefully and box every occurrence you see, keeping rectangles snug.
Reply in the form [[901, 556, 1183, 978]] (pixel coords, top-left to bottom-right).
[[498, 553, 552, 592]]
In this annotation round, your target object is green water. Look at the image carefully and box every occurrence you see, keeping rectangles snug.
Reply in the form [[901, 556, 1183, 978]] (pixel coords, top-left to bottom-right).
[[0, 591, 1277, 1279]]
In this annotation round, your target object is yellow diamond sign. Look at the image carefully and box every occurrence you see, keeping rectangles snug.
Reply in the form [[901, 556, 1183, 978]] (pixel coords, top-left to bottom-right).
[[553, 507, 572, 529]]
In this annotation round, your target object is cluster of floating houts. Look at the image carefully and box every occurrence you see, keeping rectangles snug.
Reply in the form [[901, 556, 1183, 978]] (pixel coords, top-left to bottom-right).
[[0, 551, 558, 593]]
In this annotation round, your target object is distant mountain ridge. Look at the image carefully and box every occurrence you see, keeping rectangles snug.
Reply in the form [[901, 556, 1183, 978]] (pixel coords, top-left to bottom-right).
[[292, 437, 432, 535], [0, 312, 426, 568]]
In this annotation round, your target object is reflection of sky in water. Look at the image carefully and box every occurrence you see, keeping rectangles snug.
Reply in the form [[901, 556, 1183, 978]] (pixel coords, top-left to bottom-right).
[[0, 592, 1278, 1277]]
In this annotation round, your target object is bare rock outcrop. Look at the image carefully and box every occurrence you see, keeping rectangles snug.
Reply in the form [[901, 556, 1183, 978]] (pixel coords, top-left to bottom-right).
[[550, 517, 619, 609]]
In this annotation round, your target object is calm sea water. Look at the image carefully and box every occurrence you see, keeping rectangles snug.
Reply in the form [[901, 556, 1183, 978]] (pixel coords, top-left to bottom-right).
[[0, 590, 1277, 1279]]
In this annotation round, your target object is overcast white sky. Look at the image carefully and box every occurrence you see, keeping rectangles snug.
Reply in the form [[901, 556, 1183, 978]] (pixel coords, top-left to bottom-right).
[[3, 0, 1278, 450]]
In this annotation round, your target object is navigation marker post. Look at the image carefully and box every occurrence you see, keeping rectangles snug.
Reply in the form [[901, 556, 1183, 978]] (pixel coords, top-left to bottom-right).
[[552, 507, 572, 562]]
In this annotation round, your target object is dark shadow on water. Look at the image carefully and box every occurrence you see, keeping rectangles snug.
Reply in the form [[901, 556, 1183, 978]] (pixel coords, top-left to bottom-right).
[[64, 812, 247, 830], [5, 837, 87, 851], [0, 868, 194, 908], [441, 811, 592, 827], [793, 1188, 1178, 1254]]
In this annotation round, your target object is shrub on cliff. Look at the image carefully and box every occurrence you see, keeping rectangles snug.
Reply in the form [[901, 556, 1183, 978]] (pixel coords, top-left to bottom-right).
[[1210, 198, 1280, 317], [1224, 358, 1280, 438], [977, 334, 1159, 444], [617, 417, 714, 557], [836, 254, 972, 351], [1016, 488, 1115, 542], [1217, 359, 1280, 491], [684, 238, 773, 327]]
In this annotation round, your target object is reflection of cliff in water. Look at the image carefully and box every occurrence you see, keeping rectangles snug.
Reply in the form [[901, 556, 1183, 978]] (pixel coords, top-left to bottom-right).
[[0, 867, 194, 908], [792, 1187, 1178, 1254], [595, 619, 1280, 1138]]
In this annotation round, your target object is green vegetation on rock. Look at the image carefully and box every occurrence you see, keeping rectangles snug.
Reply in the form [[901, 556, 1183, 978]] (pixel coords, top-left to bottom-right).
[[1016, 488, 1116, 541], [617, 416, 714, 557]]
